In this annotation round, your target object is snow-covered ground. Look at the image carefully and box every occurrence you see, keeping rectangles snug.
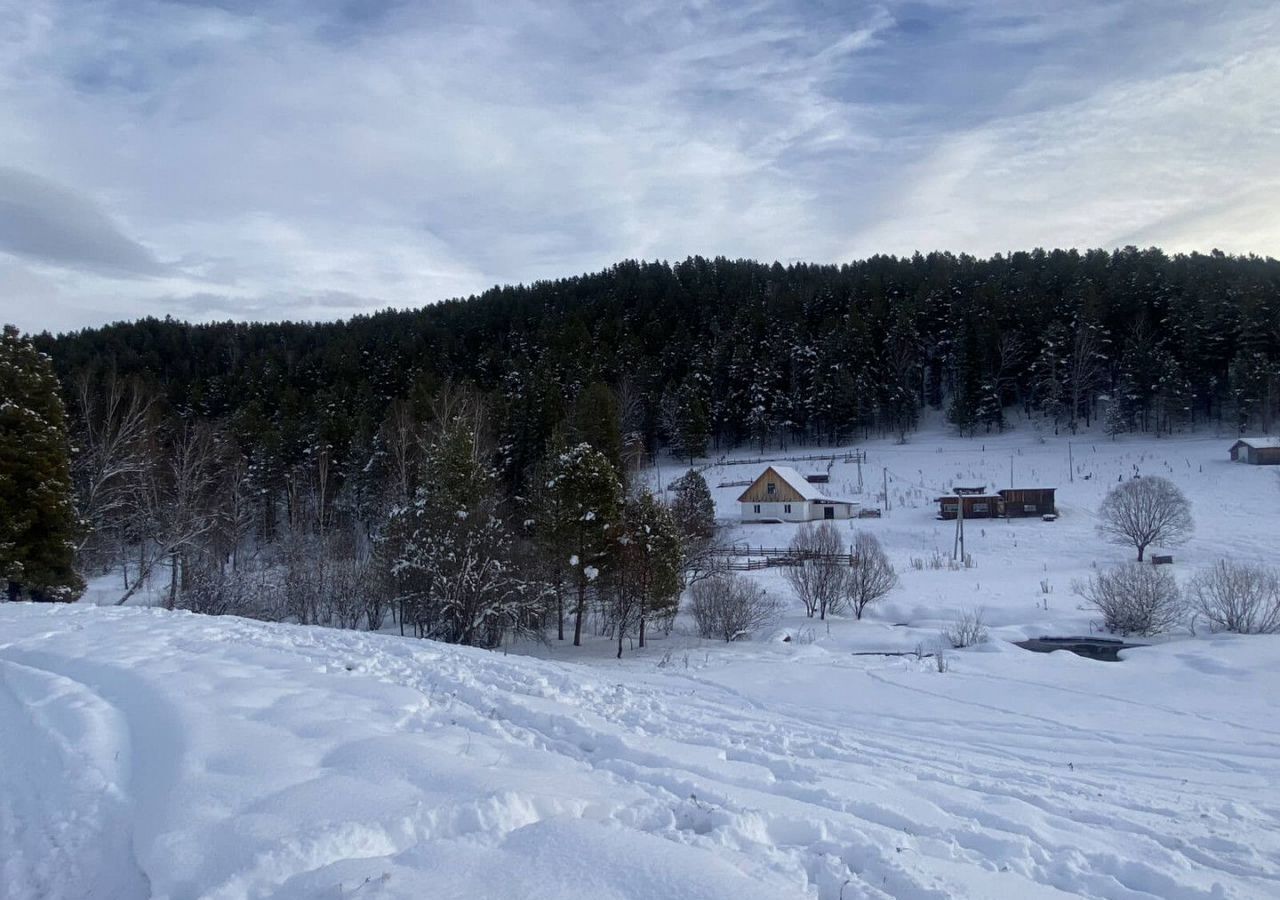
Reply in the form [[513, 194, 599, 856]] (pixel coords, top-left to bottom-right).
[[5, 423, 1280, 899]]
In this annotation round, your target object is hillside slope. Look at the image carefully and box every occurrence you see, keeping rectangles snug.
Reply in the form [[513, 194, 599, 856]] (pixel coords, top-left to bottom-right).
[[3, 604, 1279, 900]]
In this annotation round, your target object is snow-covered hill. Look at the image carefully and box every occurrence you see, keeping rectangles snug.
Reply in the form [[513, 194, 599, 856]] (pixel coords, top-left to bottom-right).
[[3, 602, 1279, 899], [7, 425, 1280, 898]]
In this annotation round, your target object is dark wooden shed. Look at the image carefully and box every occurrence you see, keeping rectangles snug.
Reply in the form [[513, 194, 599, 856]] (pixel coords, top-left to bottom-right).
[[1230, 438, 1280, 465], [936, 494, 1002, 520], [998, 488, 1057, 517]]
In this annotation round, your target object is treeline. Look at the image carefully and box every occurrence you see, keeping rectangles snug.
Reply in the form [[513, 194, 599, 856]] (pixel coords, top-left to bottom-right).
[[15, 246, 1280, 631], [57, 368, 720, 653], [40, 248, 1280, 491]]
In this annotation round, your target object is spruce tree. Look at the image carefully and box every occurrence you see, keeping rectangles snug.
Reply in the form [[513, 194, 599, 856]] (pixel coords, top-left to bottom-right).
[[1, 325, 83, 601], [669, 469, 716, 541], [539, 442, 623, 647], [615, 490, 682, 656]]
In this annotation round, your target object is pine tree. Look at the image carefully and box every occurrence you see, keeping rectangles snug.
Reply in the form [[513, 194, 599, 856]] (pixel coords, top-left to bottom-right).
[[376, 389, 543, 646], [1, 325, 83, 601], [536, 442, 623, 646], [669, 469, 715, 541], [614, 490, 683, 656]]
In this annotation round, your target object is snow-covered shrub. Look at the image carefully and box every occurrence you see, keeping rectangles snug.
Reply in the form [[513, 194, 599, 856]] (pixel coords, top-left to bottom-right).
[[942, 607, 989, 648], [1073, 563, 1183, 636], [689, 574, 781, 642], [1188, 560, 1280, 634]]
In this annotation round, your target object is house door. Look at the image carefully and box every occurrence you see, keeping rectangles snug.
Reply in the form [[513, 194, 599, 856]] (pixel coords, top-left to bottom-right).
[[824, 506, 835, 520]]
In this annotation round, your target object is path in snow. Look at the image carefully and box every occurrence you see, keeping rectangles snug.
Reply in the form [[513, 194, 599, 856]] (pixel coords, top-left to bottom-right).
[[3, 605, 1279, 899]]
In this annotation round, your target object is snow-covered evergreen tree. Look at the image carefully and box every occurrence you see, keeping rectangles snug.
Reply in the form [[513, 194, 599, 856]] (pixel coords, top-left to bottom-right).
[[377, 392, 544, 646], [1, 325, 83, 601]]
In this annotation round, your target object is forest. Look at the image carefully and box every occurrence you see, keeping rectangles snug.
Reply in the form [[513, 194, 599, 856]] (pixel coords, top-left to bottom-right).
[[8, 246, 1280, 644]]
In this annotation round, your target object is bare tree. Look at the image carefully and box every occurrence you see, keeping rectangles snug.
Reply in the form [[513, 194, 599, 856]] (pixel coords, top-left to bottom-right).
[[116, 421, 221, 607], [616, 374, 648, 477], [689, 573, 782, 641], [1188, 560, 1280, 634], [71, 371, 155, 569], [1097, 476, 1193, 562], [380, 399, 418, 504], [841, 531, 899, 620], [1074, 563, 1183, 636], [1066, 321, 1107, 431], [783, 521, 844, 618]]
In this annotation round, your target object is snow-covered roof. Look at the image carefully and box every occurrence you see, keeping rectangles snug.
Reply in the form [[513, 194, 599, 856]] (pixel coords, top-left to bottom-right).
[[1234, 437, 1280, 449], [768, 466, 825, 501], [745, 466, 860, 505]]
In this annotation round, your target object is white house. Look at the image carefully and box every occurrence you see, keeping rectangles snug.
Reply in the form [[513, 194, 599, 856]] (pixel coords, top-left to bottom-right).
[[737, 465, 859, 522]]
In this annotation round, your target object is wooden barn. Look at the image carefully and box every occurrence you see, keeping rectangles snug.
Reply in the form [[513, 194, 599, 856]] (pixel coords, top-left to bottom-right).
[[935, 493, 1002, 520], [935, 487, 1056, 519], [998, 487, 1057, 517], [1230, 437, 1280, 465], [738, 466, 859, 522]]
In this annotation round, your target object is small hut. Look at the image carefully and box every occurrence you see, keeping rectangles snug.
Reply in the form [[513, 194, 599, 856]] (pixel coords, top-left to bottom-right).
[[1230, 438, 1280, 465]]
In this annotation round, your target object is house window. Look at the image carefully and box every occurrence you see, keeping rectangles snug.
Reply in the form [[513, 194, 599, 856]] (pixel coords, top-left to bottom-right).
[[943, 503, 957, 513], [767, 482, 776, 495], [753, 504, 761, 513], [784, 504, 792, 514], [973, 503, 988, 513], [1024, 504, 1037, 513]]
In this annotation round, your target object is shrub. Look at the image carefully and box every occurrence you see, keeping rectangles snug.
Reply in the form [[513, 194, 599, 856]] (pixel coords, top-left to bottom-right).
[[1074, 563, 1183, 636], [689, 573, 782, 642], [942, 607, 989, 648], [783, 521, 845, 619], [842, 531, 898, 619], [1188, 560, 1280, 634]]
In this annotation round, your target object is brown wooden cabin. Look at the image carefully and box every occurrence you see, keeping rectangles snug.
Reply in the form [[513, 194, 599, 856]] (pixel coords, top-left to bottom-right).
[[935, 494, 1002, 520], [936, 487, 1056, 519], [999, 487, 1056, 517], [1230, 438, 1280, 465]]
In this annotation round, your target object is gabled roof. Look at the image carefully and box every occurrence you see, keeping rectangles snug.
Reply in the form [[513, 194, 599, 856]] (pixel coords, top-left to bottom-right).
[[769, 466, 825, 501], [737, 465, 860, 505], [1233, 437, 1280, 449]]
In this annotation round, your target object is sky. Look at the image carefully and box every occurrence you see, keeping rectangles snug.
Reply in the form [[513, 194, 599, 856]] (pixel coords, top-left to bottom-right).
[[1, 0, 1278, 333]]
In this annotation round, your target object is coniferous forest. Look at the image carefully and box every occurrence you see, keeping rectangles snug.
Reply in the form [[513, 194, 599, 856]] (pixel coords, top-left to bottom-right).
[[13, 247, 1280, 639]]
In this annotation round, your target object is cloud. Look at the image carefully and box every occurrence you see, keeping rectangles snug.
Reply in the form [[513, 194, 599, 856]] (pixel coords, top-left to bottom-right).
[[0, 167, 165, 276], [0, 0, 1277, 332]]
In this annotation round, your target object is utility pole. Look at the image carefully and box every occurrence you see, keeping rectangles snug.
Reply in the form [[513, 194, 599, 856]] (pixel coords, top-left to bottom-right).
[[953, 490, 965, 560], [1068, 441, 1074, 483], [883, 467, 890, 514], [1010, 454, 1014, 490], [856, 451, 864, 493]]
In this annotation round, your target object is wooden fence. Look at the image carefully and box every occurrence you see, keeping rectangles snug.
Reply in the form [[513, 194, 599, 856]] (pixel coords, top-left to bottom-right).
[[722, 547, 860, 570], [717, 449, 866, 468]]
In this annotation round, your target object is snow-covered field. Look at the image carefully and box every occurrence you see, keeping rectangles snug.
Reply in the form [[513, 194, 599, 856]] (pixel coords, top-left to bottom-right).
[[5, 424, 1280, 899]]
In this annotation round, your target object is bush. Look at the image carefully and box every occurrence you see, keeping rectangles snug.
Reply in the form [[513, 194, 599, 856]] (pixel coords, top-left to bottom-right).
[[1188, 560, 1280, 634], [782, 521, 845, 619], [1074, 563, 1183, 636], [942, 607, 989, 648], [689, 574, 782, 642], [842, 531, 899, 619]]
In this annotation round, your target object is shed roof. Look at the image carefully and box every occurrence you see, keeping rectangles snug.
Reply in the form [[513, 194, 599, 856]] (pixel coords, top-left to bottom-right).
[[1233, 437, 1280, 449]]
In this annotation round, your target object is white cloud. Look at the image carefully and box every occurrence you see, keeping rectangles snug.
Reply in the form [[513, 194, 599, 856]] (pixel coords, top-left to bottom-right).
[[847, 12, 1280, 258], [0, 0, 1276, 332]]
